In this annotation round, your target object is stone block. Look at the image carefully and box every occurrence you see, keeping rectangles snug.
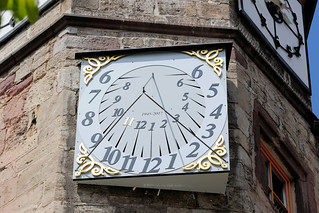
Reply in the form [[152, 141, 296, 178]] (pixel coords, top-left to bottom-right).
[[14, 57, 32, 84], [31, 45, 51, 72], [186, 2, 197, 17], [53, 35, 120, 55], [56, 66, 80, 93], [0, 129, 5, 155], [167, 207, 191, 213], [0, 74, 15, 96], [0, 174, 17, 207], [6, 75, 33, 97], [4, 92, 27, 123], [73, 0, 99, 10], [15, 182, 44, 212], [236, 106, 250, 137], [158, 0, 186, 16], [197, 2, 229, 20], [24, 72, 55, 112]]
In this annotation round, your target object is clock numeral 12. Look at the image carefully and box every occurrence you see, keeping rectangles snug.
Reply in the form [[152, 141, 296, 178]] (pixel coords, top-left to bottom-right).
[[141, 157, 162, 173]]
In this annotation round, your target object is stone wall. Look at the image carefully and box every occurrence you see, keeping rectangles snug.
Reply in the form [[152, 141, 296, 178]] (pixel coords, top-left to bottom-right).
[[0, 0, 318, 212]]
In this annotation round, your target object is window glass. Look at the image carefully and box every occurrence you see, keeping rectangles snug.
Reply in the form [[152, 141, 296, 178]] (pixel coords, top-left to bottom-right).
[[0, 0, 54, 40]]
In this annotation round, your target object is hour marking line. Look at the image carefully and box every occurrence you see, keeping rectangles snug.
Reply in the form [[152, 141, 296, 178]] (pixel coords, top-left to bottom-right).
[[115, 126, 128, 148], [184, 83, 200, 89], [185, 111, 201, 128], [190, 98, 205, 108], [164, 128, 171, 154], [105, 87, 121, 94], [143, 92, 228, 164], [150, 73, 185, 165], [132, 129, 140, 156], [75, 91, 145, 171]]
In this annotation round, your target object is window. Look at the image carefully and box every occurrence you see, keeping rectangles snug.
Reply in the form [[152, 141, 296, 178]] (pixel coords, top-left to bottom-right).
[[253, 100, 317, 213], [261, 142, 293, 213]]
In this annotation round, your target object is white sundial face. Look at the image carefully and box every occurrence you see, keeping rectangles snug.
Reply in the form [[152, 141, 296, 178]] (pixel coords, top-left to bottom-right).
[[99, 66, 205, 160], [75, 50, 228, 177]]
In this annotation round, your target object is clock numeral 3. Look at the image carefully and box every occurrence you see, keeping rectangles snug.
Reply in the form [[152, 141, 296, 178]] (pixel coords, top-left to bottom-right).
[[202, 124, 216, 139]]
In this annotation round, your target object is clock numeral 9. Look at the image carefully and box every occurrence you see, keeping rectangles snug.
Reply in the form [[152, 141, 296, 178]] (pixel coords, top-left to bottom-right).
[[82, 111, 95, 126], [89, 133, 103, 148], [113, 95, 121, 103]]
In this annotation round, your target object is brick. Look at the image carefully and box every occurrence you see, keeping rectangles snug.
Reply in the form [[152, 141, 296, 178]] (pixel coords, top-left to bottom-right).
[[73, 0, 99, 10], [4, 93, 26, 123], [0, 75, 15, 96], [197, 2, 229, 20], [0, 129, 5, 155], [53, 35, 120, 55], [231, 47, 248, 69], [158, 0, 186, 16], [14, 58, 32, 84], [6, 75, 33, 97]]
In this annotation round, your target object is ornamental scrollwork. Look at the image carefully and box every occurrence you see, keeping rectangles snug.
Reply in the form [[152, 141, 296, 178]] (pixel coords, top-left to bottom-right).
[[83, 55, 125, 85], [75, 143, 120, 177], [183, 135, 227, 171], [182, 49, 224, 77]]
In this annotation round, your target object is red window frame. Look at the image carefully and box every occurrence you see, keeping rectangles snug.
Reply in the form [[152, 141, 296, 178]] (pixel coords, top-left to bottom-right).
[[261, 142, 293, 213]]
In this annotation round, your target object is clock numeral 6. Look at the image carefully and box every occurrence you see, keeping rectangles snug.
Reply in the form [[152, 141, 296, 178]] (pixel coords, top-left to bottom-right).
[[177, 79, 184, 87], [82, 111, 95, 126], [192, 64, 204, 79], [99, 70, 113, 84]]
